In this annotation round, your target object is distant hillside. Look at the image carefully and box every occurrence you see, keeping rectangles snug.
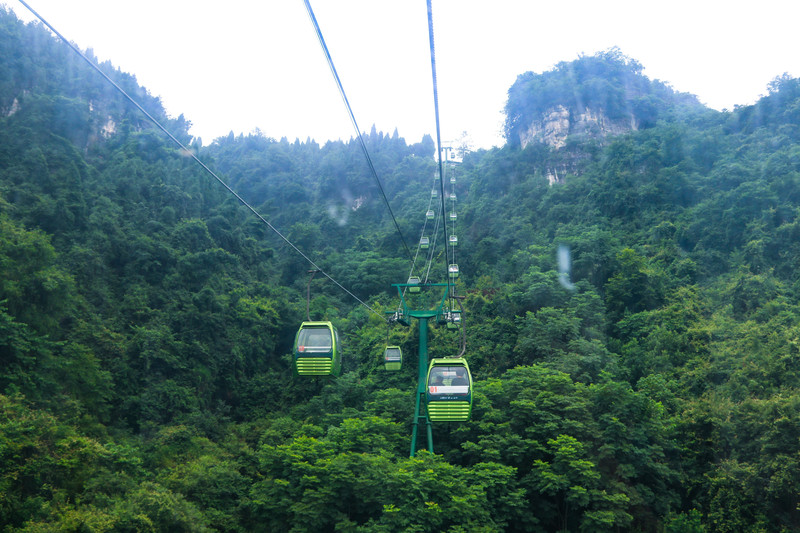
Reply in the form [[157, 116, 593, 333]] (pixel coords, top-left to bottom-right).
[[504, 48, 705, 149], [0, 7, 189, 149]]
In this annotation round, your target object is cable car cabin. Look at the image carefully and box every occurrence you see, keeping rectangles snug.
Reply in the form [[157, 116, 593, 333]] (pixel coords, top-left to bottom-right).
[[435, 308, 462, 328], [384, 345, 402, 371], [449, 235, 458, 246], [447, 309, 462, 329], [431, 190, 438, 199], [426, 209, 435, 220], [449, 193, 457, 201], [293, 321, 341, 376], [450, 176, 456, 184], [408, 276, 421, 293], [449, 212, 457, 221], [426, 358, 472, 422], [448, 264, 459, 278], [420, 236, 430, 249]]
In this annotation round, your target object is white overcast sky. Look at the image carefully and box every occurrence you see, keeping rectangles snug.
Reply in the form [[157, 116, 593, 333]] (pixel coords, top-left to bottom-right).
[[6, 1, 800, 149]]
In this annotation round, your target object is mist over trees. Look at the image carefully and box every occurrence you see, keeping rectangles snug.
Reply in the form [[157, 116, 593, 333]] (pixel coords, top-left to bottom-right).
[[4, 7, 800, 531]]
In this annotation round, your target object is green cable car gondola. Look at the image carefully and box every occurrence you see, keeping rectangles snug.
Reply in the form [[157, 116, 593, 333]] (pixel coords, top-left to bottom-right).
[[431, 189, 438, 199], [449, 212, 457, 221], [426, 209, 435, 220], [293, 321, 341, 376], [408, 276, 421, 293], [447, 309, 462, 329], [426, 358, 472, 422], [384, 345, 402, 371], [448, 264, 459, 278], [449, 235, 458, 246], [420, 236, 430, 249]]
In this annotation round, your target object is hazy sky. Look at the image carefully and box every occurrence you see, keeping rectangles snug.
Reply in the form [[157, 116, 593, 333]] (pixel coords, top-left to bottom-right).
[[7, 1, 800, 149]]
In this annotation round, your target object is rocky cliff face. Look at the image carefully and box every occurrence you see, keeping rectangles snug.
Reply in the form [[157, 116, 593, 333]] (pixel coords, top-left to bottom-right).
[[519, 105, 638, 149]]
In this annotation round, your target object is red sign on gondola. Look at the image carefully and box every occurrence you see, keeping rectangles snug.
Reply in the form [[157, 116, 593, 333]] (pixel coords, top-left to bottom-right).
[[298, 346, 305, 352]]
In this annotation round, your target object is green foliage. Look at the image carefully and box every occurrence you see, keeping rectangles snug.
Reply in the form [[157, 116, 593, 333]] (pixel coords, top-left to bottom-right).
[[246, 436, 520, 532], [454, 365, 675, 531], [0, 215, 75, 333]]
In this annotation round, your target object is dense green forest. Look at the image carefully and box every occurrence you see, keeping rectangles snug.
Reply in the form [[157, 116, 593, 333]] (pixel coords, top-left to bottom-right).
[[3, 7, 800, 532]]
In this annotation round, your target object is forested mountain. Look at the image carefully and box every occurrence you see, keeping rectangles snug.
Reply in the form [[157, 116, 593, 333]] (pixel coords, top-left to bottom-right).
[[3, 6, 800, 531], [504, 48, 705, 149]]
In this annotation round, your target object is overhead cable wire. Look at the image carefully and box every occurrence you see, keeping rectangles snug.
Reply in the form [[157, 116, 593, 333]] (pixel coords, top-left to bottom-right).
[[456, 295, 466, 358], [426, 3, 466, 353], [424, 198, 443, 284], [303, 0, 414, 263], [423, 174, 442, 284], [426, 0, 453, 298], [449, 162, 457, 277], [445, 161, 458, 308], [406, 187, 434, 288], [399, 204, 427, 303], [404, 174, 443, 304], [17, 0, 385, 320]]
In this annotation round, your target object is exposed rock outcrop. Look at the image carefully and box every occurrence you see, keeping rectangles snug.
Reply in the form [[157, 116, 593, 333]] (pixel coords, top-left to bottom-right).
[[520, 105, 638, 149]]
